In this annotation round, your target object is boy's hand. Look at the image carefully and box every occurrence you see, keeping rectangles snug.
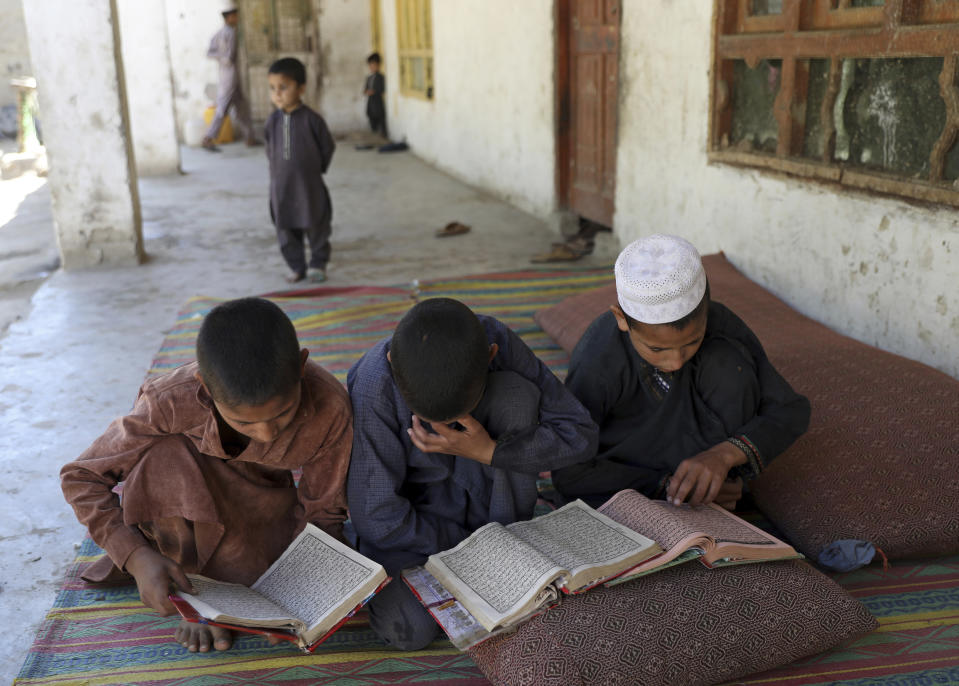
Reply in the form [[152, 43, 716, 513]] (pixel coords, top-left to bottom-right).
[[409, 414, 496, 465], [667, 442, 746, 507], [714, 477, 744, 511], [125, 546, 195, 616]]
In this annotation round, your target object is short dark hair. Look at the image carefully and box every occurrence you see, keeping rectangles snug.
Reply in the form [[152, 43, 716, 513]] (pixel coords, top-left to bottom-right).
[[624, 280, 711, 331], [367, 52, 381, 65], [222, 9, 238, 17], [196, 298, 302, 407], [390, 298, 490, 422], [269, 57, 306, 85]]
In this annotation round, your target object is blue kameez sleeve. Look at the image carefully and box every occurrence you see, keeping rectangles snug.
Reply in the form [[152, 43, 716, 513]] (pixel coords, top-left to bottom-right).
[[484, 319, 598, 475]]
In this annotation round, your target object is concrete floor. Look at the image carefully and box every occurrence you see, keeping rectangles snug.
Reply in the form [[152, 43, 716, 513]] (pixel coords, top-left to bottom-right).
[[0, 172, 58, 334], [0, 142, 619, 678]]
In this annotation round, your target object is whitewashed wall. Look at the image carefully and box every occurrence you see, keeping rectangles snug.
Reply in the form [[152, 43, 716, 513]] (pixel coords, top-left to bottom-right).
[[317, 0, 371, 132], [165, 0, 223, 140], [21, 0, 143, 268], [614, 3, 959, 379], [378, 0, 557, 219], [117, 0, 181, 175], [0, 0, 32, 111]]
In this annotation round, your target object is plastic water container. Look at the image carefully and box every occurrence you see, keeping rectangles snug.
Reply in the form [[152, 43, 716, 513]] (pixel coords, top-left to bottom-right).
[[183, 117, 207, 147]]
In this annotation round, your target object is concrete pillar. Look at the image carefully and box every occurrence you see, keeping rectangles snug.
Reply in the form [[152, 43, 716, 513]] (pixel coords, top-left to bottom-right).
[[317, 0, 373, 133], [0, 0, 32, 111], [21, 0, 144, 268], [117, 0, 181, 176]]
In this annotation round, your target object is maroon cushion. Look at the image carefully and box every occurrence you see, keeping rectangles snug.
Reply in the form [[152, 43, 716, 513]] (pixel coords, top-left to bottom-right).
[[705, 256, 959, 561], [533, 283, 616, 355], [534, 253, 959, 561], [468, 559, 877, 686]]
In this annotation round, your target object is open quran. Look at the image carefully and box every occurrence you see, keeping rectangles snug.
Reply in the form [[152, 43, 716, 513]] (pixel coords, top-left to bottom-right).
[[404, 491, 801, 649], [408, 500, 661, 635], [169, 524, 389, 652], [599, 489, 801, 585]]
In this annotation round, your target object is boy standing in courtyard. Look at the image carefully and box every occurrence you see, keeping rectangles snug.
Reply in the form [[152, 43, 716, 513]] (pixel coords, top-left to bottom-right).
[[553, 234, 810, 510], [363, 52, 387, 138], [61, 298, 353, 653], [265, 57, 336, 283]]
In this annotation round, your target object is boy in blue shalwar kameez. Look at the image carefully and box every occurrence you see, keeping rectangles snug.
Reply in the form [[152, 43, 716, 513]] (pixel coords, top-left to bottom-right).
[[347, 298, 597, 650]]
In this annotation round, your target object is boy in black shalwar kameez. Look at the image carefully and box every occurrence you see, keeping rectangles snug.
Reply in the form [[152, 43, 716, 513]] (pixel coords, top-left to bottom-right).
[[553, 234, 810, 510], [265, 58, 336, 283], [363, 52, 387, 138]]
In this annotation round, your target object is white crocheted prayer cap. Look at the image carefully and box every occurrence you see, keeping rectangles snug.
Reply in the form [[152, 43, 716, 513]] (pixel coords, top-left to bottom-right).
[[615, 234, 707, 324]]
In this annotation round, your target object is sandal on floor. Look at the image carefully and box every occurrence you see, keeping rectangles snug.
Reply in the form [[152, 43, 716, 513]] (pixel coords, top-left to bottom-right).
[[435, 222, 471, 238], [530, 243, 586, 263]]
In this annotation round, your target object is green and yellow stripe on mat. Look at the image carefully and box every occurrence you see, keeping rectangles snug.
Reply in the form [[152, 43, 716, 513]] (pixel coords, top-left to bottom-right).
[[148, 267, 616, 383], [17, 267, 959, 685]]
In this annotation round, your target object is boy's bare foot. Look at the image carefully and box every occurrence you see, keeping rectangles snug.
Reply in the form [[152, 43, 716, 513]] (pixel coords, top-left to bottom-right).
[[175, 619, 233, 652], [201, 137, 220, 152], [286, 271, 306, 283]]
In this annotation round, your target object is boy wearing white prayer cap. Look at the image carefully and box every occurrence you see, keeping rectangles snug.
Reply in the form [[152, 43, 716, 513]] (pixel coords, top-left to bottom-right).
[[553, 234, 810, 510]]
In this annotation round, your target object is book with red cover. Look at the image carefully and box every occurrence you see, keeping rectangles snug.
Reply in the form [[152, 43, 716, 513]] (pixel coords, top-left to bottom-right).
[[166, 524, 390, 652], [169, 577, 390, 653]]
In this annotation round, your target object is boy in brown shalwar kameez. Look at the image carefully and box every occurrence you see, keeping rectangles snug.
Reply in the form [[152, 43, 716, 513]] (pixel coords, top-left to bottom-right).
[[61, 298, 352, 653]]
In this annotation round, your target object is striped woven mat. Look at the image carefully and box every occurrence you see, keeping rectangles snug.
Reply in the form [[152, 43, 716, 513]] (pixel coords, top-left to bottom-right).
[[16, 267, 959, 685]]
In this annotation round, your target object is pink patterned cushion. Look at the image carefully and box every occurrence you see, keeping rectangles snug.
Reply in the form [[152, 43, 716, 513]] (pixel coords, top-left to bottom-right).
[[534, 253, 959, 561], [469, 559, 876, 686]]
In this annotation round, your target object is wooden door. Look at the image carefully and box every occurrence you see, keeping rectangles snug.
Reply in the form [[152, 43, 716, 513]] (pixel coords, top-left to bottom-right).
[[558, 0, 620, 228], [239, 0, 319, 123]]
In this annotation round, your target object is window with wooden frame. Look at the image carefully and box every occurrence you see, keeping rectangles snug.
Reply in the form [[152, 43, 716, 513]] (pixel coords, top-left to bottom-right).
[[395, 0, 433, 99], [710, 0, 959, 207]]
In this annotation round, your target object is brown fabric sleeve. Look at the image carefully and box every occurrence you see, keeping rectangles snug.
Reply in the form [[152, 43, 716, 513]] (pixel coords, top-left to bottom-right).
[[59, 385, 171, 569], [295, 384, 352, 543]]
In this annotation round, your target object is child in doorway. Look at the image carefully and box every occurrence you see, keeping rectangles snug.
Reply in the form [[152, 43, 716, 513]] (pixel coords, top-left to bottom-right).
[[61, 298, 353, 653], [363, 52, 387, 138], [265, 57, 336, 283], [347, 298, 598, 650], [552, 234, 810, 511]]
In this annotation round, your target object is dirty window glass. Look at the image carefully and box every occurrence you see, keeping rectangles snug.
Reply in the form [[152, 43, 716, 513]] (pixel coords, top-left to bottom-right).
[[713, 0, 959, 205], [801, 59, 832, 159], [836, 58, 945, 177], [731, 60, 782, 153], [752, 0, 783, 14]]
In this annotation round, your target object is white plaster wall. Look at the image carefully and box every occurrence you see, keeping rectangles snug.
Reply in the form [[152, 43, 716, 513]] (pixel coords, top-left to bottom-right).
[[0, 0, 32, 110], [117, 0, 181, 175], [21, 0, 143, 268], [378, 0, 557, 219], [317, 0, 371, 133], [165, 0, 222, 140], [615, 2, 959, 379]]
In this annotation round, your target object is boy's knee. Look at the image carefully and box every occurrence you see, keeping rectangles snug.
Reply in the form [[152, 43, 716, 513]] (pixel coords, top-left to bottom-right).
[[367, 581, 439, 651], [473, 371, 541, 438]]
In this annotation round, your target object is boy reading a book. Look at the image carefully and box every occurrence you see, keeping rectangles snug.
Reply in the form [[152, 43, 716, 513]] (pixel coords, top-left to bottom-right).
[[553, 234, 810, 511], [61, 298, 353, 653], [347, 298, 598, 650]]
